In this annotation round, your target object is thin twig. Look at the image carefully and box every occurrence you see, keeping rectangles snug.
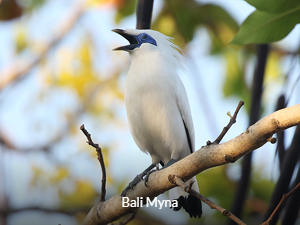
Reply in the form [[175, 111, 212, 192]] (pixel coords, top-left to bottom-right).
[[207, 101, 244, 145], [261, 181, 300, 225], [171, 176, 246, 225], [80, 124, 106, 202]]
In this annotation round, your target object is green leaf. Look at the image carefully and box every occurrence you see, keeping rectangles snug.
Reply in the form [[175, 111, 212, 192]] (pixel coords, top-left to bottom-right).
[[115, 0, 137, 24], [222, 49, 251, 112], [245, 0, 300, 13], [231, 7, 300, 45], [152, 1, 238, 49]]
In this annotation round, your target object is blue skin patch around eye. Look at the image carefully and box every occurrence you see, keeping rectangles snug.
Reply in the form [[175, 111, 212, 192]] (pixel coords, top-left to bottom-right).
[[136, 33, 157, 48], [112, 29, 157, 51]]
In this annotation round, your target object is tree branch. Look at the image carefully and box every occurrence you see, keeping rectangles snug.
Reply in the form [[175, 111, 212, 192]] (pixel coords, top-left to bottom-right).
[[207, 100, 244, 145], [81, 104, 300, 225], [261, 182, 300, 225], [263, 125, 300, 223], [171, 176, 246, 225], [136, 0, 154, 29], [80, 124, 106, 202]]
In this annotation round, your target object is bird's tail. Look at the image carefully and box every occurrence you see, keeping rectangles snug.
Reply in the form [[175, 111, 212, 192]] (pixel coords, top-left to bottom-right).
[[169, 176, 202, 218]]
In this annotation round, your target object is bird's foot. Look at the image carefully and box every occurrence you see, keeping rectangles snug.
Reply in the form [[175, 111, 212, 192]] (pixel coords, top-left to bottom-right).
[[121, 164, 157, 197], [144, 170, 156, 188], [121, 175, 143, 197]]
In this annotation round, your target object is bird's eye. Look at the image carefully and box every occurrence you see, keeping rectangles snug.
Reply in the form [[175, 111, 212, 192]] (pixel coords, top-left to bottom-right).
[[141, 34, 148, 40]]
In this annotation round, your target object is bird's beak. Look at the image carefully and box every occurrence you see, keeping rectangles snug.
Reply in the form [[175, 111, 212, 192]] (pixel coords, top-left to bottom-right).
[[112, 29, 138, 51]]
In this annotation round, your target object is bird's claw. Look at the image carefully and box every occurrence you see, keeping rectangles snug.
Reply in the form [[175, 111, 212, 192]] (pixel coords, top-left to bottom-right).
[[144, 170, 155, 188], [121, 175, 143, 197], [121, 169, 156, 196], [137, 174, 144, 181]]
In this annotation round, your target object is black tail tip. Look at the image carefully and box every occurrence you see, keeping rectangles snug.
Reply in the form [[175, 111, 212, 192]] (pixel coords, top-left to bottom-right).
[[172, 195, 202, 218]]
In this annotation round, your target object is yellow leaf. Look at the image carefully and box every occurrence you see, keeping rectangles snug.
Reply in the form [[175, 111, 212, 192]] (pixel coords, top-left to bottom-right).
[[86, 0, 121, 7], [14, 26, 28, 52], [156, 14, 176, 37], [60, 180, 98, 207], [49, 167, 69, 184], [51, 40, 99, 98], [216, 23, 236, 45], [264, 51, 282, 83]]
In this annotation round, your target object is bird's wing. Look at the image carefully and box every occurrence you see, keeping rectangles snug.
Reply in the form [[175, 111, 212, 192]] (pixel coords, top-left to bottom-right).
[[175, 78, 195, 153]]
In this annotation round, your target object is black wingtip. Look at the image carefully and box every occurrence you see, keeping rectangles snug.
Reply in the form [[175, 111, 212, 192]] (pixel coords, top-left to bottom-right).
[[172, 195, 202, 218]]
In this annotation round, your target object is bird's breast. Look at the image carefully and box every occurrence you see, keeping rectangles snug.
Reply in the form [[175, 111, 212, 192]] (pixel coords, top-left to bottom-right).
[[124, 65, 187, 163]]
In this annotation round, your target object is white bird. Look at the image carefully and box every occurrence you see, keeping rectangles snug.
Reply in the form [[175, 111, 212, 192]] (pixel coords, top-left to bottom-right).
[[113, 28, 202, 218]]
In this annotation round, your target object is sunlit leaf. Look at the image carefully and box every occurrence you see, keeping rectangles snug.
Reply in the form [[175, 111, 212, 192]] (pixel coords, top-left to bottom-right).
[[59, 180, 98, 207], [52, 40, 99, 98], [87, 0, 124, 7], [115, 0, 136, 24], [245, 0, 300, 13], [200, 4, 238, 45], [153, 1, 238, 50], [264, 51, 282, 83], [14, 27, 28, 53], [231, 8, 300, 45], [49, 167, 69, 184], [30, 165, 46, 187], [222, 49, 251, 112]]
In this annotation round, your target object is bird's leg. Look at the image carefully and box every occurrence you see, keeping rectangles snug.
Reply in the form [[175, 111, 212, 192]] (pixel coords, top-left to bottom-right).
[[156, 164, 160, 170], [163, 159, 178, 168], [121, 163, 156, 197], [144, 159, 177, 187], [144, 163, 160, 188]]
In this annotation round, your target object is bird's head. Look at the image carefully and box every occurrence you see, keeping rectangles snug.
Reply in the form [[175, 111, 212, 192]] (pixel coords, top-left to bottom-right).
[[112, 29, 157, 51], [112, 29, 186, 71]]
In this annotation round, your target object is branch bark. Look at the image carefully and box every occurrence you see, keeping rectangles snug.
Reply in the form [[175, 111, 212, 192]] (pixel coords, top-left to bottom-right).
[[82, 104, 300, 225], [80, 124, 106, 202]]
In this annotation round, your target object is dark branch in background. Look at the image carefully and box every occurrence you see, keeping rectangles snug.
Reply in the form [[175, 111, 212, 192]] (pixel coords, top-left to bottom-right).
[[170, 176, 246, 225], [207, 101, 244, 145], [229, 44, 269, 224], [281, 164, 300, 224], [261, 182, 300, 225], [263, 125, 300, 224], [136, 0, 154, 29], [274, 95, 286, 171], [80, 124, 106, 202]]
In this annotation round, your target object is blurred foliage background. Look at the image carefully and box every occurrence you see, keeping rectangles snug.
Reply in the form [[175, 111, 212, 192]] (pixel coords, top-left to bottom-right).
[[0, 0, 299, 225]]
